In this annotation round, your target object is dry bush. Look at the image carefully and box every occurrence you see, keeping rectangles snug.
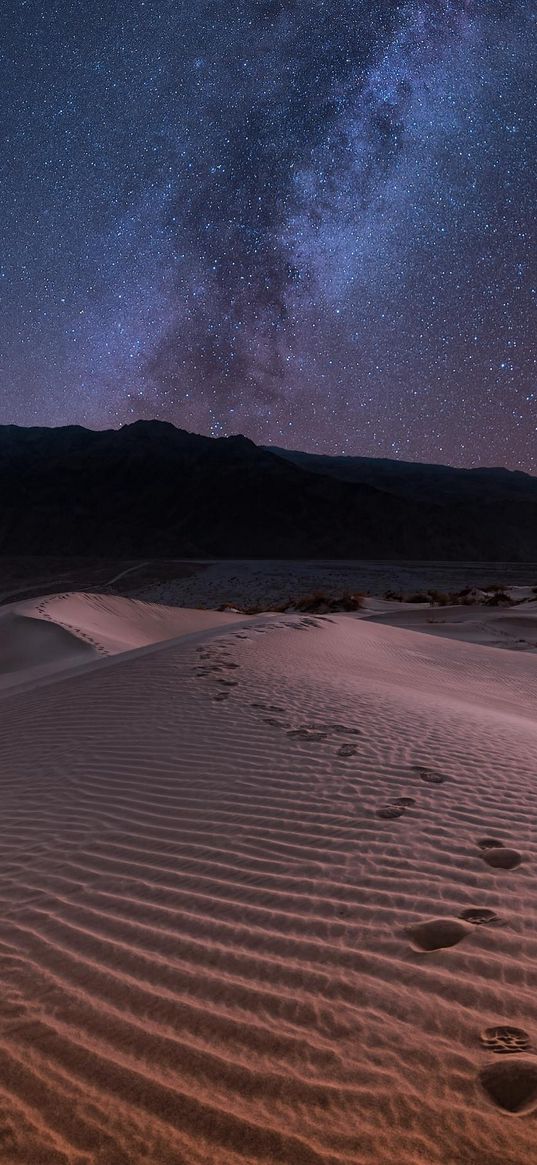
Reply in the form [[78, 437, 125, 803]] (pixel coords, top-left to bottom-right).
[[483, 591, 514, 607], [218, 591, 365, 614], [292, 590, 364, 613], [336, 591, 365, 612], [428, 590, 451, 606]]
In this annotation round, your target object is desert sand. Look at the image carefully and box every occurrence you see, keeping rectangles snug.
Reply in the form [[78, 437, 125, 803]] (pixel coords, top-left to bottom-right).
[[0, 593, 536, 1163], [365, 593, 537, 653], [0, 592, 243, 690]]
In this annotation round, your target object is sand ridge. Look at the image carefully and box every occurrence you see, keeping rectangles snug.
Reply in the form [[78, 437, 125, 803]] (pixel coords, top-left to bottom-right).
[[0, 592, 245, 689], [0, 610, 535, 1162]]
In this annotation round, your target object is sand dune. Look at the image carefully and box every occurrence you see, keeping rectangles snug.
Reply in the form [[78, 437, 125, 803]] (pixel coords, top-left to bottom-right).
[[368, 599, 537, 652], [0, 592, 243, 688], [0, 611, 535, 1162], [0, 609, 97, 679]]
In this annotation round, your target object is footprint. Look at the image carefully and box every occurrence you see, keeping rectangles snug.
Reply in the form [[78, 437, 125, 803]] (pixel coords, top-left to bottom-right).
[[477, 838, 504, 850], [481, 848, 522, 871], [251, 703, 286, 713], [287, 728, 328, 742], [414, 765, 447, 785], [480, 1026, 532, 1055], [213, 692, 230, 702], [337, 744, 358, 758], [479, 1059, 537, 1113], [390, 796, 416, 808], [407, 918, 471, 952], [459, 907, 504, 927], [329, 724, 362, 736], [263, 717, 291, 728], [217, 678, 238, 687], [377, 805, 406, 820], [301, 722, 332, 733]]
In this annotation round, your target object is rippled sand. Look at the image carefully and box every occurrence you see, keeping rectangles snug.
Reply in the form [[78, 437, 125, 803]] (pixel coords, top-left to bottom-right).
[[0, 599, 535, 1163]]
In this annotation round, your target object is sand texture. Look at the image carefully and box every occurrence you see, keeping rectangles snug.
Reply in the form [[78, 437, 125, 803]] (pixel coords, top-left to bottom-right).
[[368, 596, 537, 652], [0, 604, 535, 1163]]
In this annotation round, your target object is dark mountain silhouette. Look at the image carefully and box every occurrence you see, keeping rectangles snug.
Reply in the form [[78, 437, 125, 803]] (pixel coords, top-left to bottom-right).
[[1, 421, 536, 559], [267, 446, 537, 504]]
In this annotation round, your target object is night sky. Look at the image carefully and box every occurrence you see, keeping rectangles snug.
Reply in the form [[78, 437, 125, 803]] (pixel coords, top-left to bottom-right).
[[2, 1, 536, 469]]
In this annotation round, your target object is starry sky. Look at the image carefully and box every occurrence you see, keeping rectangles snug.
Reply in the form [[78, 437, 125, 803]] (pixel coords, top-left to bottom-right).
[[2, 1, 536, 469]]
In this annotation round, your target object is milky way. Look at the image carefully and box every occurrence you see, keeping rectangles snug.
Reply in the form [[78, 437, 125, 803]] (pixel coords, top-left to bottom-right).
[[2, 1, 536, 468]]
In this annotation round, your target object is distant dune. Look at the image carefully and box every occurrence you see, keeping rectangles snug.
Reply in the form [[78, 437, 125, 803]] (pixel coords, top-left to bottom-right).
[[0, 599, 535, 1162], [367, 594, 537, 652]]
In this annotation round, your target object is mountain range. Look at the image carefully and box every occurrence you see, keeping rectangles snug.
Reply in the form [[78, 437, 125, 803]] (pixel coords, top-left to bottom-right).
[[1, 420, 536, 559]]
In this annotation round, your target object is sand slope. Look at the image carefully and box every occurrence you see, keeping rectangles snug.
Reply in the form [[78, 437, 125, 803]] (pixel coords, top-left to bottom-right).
[[0, 610, 97, 678], [0, 592, 243, 688], [0, 613, 536, 1163], [368, 600, 537, 652]]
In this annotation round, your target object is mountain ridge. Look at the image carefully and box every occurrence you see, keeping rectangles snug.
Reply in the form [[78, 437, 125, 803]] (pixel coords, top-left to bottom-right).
[[1, 421, 536, 559]]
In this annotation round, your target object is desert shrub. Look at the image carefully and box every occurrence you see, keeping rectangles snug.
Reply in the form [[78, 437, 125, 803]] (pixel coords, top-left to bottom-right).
[[337, 591, 365, 612], [428, 590, 451, 606], [271, 599, 294, 612], [292, 590, 364, 613], [481, 582, 507, 593], [442, 588, 479, 605], [405, 592, 430, 604], [291, 590, 327, 611], [483, 591, 514, 606], [384, 590, 403, 601]]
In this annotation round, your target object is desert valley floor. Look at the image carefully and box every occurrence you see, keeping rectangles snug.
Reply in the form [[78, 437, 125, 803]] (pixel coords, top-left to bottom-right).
[[0, 588, 536, 1163]]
